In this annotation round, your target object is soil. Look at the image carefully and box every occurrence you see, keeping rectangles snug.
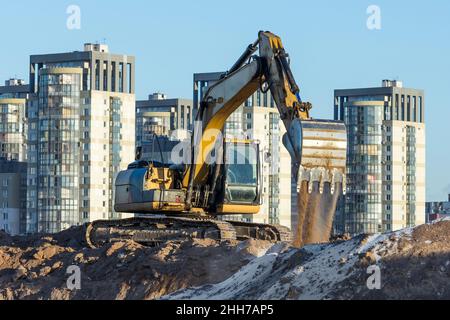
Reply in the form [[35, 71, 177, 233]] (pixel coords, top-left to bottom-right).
[[0, 227, 273, 300], [1, 220, 450, 300]]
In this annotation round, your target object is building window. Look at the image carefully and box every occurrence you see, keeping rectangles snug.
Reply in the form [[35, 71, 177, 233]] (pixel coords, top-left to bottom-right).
[[127, 63, 132, 93], [395, 94, 399, 120], [419, 96, 423, 123], [119, 63, 124, 93], [95, 60, 100, 90], [180, 105, 185, 129], [111, 62, 116, 92], [401, 95, 405, 121], [103, 61, 108, 91]]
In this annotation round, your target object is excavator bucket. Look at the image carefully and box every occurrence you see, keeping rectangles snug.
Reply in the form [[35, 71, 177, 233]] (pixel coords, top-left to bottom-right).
[[286, 119, 347, 248]]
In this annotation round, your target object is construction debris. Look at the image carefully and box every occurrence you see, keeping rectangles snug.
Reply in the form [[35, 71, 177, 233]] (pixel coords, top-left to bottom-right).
[[1, 220, 450, 300]]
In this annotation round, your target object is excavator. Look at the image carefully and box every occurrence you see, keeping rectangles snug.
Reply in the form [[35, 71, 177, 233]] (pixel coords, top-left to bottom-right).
[[85, 31, 347, 248]]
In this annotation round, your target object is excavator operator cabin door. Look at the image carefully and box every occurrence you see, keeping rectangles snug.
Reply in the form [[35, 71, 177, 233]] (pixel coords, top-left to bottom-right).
[[222, 140, 261, 210]]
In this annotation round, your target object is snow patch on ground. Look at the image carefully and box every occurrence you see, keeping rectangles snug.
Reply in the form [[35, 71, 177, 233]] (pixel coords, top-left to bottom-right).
[[163, 249, 291, 300], [164, 225, 427, 300], [261, 238, 363, 300], [163, 235, 378, 300]]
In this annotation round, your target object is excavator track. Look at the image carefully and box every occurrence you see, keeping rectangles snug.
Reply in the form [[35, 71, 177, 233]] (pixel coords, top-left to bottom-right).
[[84, 216, 291, 249], [226, 220, 292, 242]]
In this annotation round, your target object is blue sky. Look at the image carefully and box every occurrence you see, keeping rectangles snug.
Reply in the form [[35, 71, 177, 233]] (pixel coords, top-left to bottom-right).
[[1, 0, 450, 200]]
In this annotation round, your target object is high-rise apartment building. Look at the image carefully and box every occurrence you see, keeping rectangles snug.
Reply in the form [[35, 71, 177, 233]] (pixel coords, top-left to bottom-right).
[[0, 160, 27, 235], [0, 79, 30, 99], [26, 44, 136, 233], [193, 72, 291, 228], [334, 80, 426, 235], [0, 79, 29, 235], [136, 93, 193, 145], [0, 79, 29, 162]]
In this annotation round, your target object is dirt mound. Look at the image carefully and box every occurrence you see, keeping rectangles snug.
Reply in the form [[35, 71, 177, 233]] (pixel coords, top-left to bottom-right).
[[166, 220, 450, 300], [0, 231, 12, 244], [0, 226, 274, 300], [2, 220, 450, 300], [332, 220, 450, 299]]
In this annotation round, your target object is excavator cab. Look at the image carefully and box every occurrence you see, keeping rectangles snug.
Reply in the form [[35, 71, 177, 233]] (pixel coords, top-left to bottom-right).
[[213, 140, 261, 214]]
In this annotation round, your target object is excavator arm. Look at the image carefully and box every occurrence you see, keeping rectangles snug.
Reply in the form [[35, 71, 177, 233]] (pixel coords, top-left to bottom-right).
[[185, 31, 347, 246]]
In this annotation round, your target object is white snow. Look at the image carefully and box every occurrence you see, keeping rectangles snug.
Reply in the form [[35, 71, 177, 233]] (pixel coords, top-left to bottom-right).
[[163, 236, 370, 300], [162, 224, 425, 300]]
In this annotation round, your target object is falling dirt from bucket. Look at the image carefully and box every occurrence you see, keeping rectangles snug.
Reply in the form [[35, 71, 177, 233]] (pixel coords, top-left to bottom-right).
[[294, 181, 341, 248]]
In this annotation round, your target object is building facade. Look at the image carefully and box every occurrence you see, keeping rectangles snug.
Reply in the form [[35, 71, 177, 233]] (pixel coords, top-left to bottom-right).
[[0, 79, 30, 99], [426, 195, 450, 223], [193, 72, 291, 228], [139, 136, 182, 164], [0, 97, 27, 162], [334, 80, 426, 235], [136, 93, 193, 146], [0, 160, 27, 235], [26, 44, 135, 233], [0, 79, 29, 162], [0, 80, 29, 235]]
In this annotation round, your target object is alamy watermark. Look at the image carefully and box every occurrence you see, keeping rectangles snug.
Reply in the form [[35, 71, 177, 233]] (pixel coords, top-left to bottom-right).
[[153, 121, 281, 175], [366, 5, 381, 30], [66, 265, 81, 290], [66, 5, 81, 30], [366, 265, 381, 290]]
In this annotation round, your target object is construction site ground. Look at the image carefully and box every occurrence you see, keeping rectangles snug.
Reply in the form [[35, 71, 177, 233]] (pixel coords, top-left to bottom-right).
[[1, 219, 450, 300]]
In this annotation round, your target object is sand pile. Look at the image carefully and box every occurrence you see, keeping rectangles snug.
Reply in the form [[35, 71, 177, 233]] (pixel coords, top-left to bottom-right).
[[0, 226, 273, 300], [1, 220, 450, 300], [166, 220, 450, 300]]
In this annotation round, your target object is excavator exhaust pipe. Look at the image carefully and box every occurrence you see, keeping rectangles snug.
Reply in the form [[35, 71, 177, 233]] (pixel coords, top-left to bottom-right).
[[283, 119, 347, 248]]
